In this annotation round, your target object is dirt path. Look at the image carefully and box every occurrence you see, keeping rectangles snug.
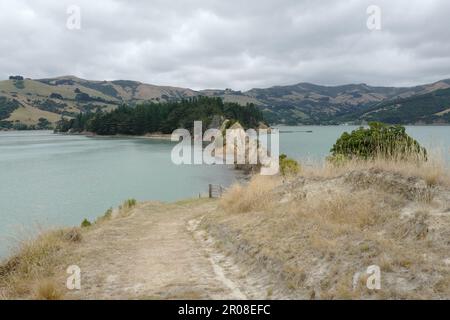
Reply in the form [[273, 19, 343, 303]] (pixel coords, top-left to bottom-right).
[[64, 200, 249, 300]]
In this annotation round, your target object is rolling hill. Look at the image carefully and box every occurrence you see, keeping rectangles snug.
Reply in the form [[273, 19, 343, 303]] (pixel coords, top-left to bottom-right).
[[344, 87, 450, 124], [1, 75, 450, 129], [0, 76, 199, 129], [235, 80, 450, 124]]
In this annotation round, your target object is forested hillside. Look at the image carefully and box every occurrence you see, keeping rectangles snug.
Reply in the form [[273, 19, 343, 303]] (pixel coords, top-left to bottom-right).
[[352, 88, 450, 124], [55, 96, 264, 135]]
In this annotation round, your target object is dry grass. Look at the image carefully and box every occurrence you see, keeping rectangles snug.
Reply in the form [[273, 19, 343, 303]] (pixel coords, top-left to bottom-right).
[[116, 198, 138, 218], [33, 279, 64, 300], [0, 228, 82, 299], [0, 198, 139, 299], [304, 149, 449, 187], [203, 155, 450, 299], [96, 199, 139, 224], [299, 189, 397, 229], [219, 175, 281, 213], [6, 105, 61, 125]]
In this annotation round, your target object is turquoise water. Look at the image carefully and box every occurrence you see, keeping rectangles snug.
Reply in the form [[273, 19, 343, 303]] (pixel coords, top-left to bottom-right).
[[0, 127, 449, 257]]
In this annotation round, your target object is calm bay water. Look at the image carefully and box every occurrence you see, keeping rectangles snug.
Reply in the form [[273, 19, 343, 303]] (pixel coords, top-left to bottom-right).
[[0, 126, 449, 257]]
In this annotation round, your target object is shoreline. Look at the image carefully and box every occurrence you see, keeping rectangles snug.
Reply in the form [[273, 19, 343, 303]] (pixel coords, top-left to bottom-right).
[[3, 122, 450, 134], [58, 131, 174, 141]]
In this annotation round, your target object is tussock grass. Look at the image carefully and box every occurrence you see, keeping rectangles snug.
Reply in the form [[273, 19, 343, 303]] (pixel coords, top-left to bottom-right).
[[296, 189, 397, 229], [0, 197, 140, 299], [219, 175, 281, 213], [95, 207, 113, 224], [116, 198, 138, 217], [305, 149, 449, 187], [0, 228, 81, 299], [97, 199, 139, 223], [33, 279, 64, 300]]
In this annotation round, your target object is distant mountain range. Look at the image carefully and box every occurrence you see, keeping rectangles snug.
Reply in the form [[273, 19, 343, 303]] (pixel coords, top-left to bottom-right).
[[1, 75, 450, 129]]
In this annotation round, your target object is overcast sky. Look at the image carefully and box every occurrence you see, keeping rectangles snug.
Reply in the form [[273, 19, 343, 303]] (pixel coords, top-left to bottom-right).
[[0, 0, 449, 90]]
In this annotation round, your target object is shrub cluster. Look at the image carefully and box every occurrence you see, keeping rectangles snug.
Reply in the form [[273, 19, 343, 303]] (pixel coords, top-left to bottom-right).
[[279, 154, 301, 176], [330, 122, 427, 161]]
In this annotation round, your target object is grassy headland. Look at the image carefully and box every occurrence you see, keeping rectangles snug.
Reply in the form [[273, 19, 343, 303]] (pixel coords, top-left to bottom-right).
[[206, 154, 449, 299], [0, 152, 448, 299]]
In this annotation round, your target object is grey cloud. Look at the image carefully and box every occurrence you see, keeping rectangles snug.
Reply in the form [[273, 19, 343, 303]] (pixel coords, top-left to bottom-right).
[[0, 0, 449, 90]]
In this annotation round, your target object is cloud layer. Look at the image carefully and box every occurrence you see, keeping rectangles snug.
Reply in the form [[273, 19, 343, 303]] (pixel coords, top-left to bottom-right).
[[1, 0, 449, 90]]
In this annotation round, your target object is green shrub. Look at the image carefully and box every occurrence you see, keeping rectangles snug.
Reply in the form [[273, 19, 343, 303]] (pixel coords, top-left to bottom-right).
[[80, 218, 92, 228], [330, 122, 427, 161], [279, 154, 301, 176], [125, 199, 137, 208], [327, 153, 347, 167]]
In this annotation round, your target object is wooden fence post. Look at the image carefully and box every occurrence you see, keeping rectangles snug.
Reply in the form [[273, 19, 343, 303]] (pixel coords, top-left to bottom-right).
[[209, 184, 212, 198]]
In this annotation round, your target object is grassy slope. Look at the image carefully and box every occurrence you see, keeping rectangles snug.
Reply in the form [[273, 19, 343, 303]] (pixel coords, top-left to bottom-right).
[[0, 78, 202, 126], [206, 159, 450, 299], [7, 105, 62, 124], [0, 80, 124, 127], [0, 80, 75, 99]]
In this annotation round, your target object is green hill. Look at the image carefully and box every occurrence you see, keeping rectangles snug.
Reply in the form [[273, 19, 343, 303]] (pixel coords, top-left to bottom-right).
[[353, 88, 450, 124], [1, 75, 450, 129], [0, 76, 199, 129]]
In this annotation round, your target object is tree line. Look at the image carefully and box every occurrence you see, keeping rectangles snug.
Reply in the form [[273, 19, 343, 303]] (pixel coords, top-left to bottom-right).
[[55, 96, 265, 135]]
